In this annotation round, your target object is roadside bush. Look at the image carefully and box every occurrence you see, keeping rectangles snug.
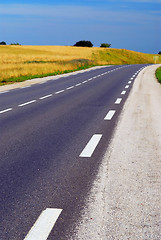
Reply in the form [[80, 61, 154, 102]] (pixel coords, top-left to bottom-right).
[[156, 67, 161, 83]]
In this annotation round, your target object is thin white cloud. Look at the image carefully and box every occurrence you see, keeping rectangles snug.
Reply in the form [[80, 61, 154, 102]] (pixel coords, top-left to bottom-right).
[[0, 3, 159, 23], [0, 4, 100, 18]]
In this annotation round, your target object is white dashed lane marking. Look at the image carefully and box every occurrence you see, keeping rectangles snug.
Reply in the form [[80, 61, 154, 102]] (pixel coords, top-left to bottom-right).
[[66, 86, 74, 90], [39, 94, 53, 100], [0, 108, 13, 114], [75, 83, 82, 87], [115, 98, 122, 104], [79, 134, 102, 158], [104, 110, 116, 120], [121, 90, 126, 95], [0, 66, 132, 117], [55, 90, 65, 94], [24, 208, 62, 240], [18, 100, 36, 107]]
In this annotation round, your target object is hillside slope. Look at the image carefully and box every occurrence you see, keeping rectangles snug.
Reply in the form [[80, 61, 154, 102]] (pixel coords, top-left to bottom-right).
[[0, 45, 160, 85]]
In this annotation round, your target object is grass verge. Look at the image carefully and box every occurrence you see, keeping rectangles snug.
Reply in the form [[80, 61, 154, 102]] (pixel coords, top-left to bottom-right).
[[0, 64, 95, 85], [156, 67, 161, 83]]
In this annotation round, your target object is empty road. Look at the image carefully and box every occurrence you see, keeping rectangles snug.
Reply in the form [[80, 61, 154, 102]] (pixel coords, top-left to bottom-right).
[[0, 64, 148, 240]]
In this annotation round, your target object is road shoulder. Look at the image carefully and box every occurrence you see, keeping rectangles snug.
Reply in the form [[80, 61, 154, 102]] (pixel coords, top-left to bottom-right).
[[0, 66, 108, 93], [70, 64, 161, 239]]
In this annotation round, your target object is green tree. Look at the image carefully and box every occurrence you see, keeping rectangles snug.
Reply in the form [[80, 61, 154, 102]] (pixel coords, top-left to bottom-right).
[[0, 41, 6, 45], [74, 40, 93, 47], [100, 43, 111, 48], [10, 43, 21, 45]]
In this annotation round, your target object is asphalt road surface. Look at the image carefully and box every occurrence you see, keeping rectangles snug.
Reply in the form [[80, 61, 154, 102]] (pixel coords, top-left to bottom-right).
[[0, 64, 148, 240]]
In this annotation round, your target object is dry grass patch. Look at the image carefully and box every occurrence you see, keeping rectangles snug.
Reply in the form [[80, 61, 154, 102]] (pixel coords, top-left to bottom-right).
[[0, 45, 160, 85]]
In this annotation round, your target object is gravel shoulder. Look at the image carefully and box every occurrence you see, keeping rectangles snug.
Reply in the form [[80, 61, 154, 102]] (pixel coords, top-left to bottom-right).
[[70, 64, 161, 240]]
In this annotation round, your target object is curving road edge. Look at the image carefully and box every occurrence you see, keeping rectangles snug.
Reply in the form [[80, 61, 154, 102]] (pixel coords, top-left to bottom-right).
[[70, 64, 161, 240]]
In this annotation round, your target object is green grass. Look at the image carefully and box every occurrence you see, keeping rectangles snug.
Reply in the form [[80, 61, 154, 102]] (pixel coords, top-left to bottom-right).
[[156, 67, 161, 83]]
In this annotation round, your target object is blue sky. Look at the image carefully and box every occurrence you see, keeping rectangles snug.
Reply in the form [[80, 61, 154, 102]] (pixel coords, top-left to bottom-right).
[[0, 0, 160, 53]]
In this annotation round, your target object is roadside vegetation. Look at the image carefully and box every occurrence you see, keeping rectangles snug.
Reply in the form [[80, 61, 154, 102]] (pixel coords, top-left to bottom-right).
[[100, 43, 111, 48], [156, 67, 161, 83], [0, 45, 161, 85]]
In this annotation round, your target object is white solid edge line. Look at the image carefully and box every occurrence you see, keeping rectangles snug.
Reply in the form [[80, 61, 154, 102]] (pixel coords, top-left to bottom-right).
[[24, 208, 62, 240], [18, 100, 36, 107], [55, 90, 65, 94], [0, 91, 9, 94], [121, 91, 126, 95], [104, 110, 116, 120], [0, 108, 12, 114], [115, 98, 122, 104], [21, 86, 31, 89], [79, 134, 102, 158], [39, 81, 47, 84], [40, 94, 52, 100]]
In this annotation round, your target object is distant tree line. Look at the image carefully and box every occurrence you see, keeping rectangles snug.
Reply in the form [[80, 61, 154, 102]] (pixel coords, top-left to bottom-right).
[[0, 41, 21, 45], [10, 43, 21, 45], [73, 41, 161, 54], [73, 40, 111, 48], [0, 39, 160, 54]]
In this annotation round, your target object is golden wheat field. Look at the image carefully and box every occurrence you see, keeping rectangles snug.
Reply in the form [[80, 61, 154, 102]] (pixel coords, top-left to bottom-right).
[[0, 45, 160, 85]]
